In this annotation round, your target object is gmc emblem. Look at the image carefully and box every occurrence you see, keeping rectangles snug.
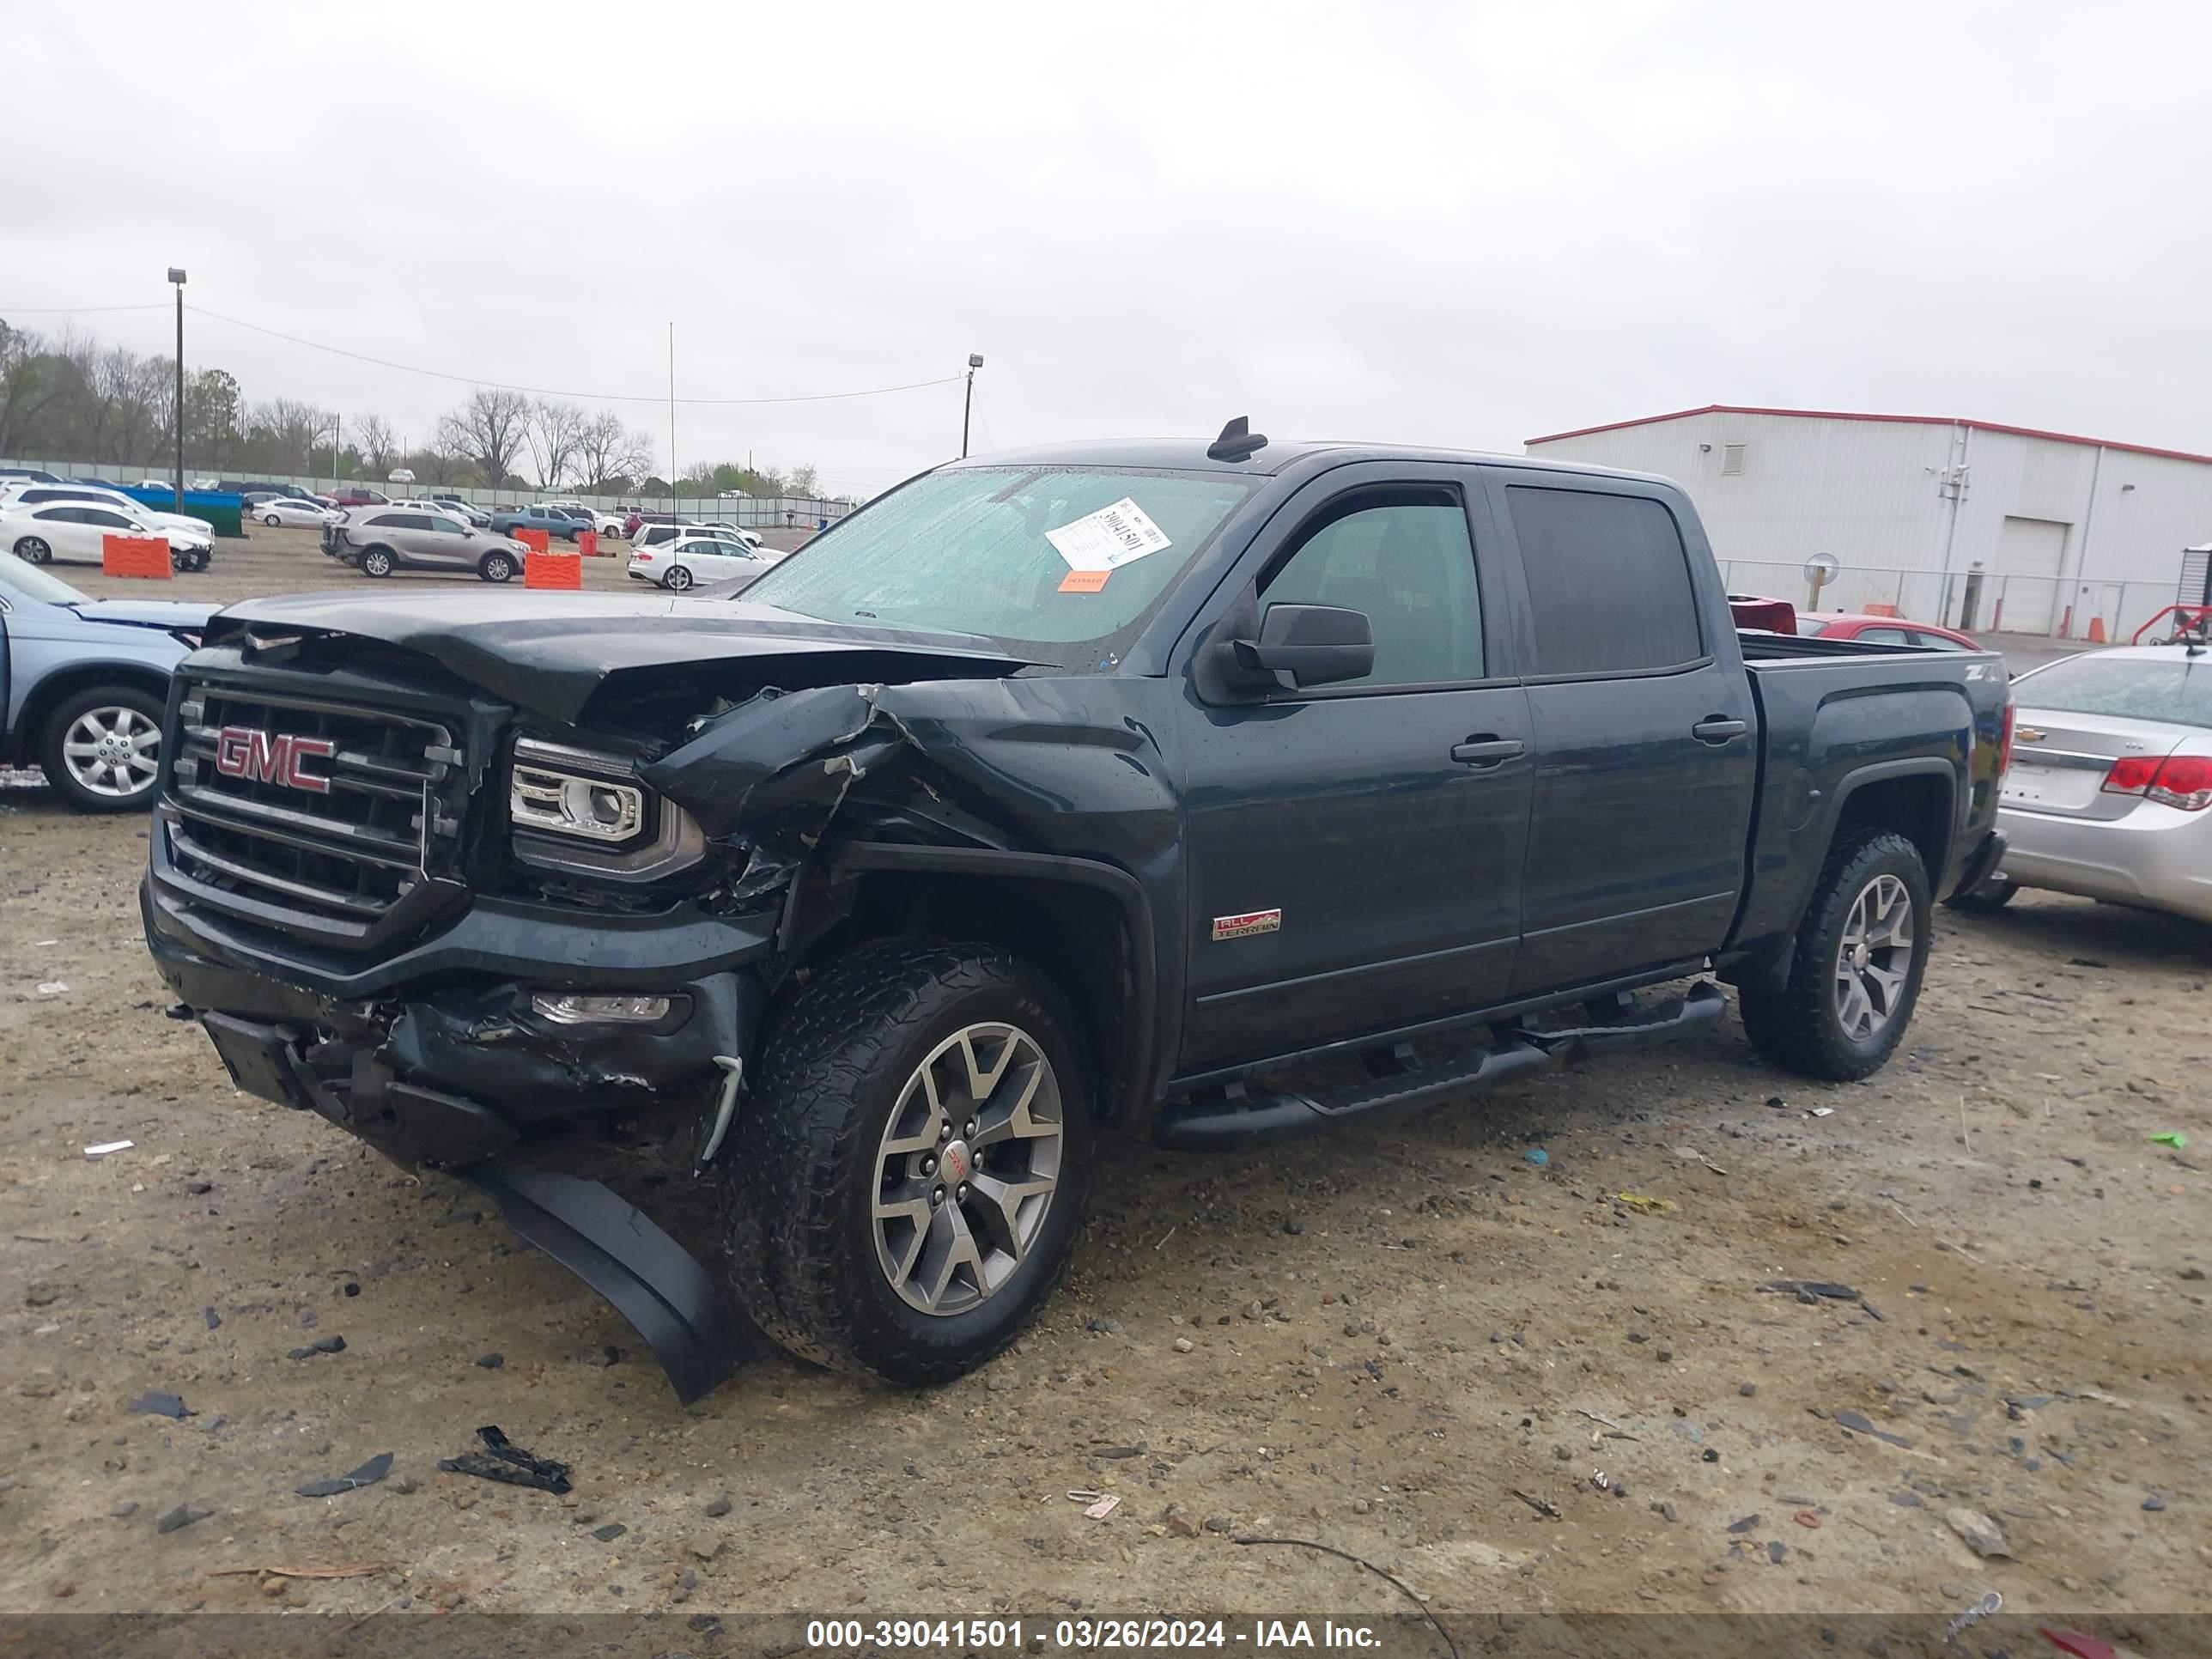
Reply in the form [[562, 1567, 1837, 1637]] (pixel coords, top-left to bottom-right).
[[213, 726, 337, 794]]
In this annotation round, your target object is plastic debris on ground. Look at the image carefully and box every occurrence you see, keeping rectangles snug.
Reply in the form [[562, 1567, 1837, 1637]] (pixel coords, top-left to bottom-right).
[[437, 1425, 573, 1494], [1083, 1494, 1120, 1520], [37, 982, 68, 997], [2148, 1131, 2187, 1149], [126, 1390, 191, 1419], [1613, 1192, 1674, 1212], [1523, 1148, 1549, 1168], [83, 1141, 133, 1158], [294, 1452, 394, 1498]]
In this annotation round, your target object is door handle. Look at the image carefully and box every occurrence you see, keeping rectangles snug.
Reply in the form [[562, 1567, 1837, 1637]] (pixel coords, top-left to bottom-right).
[[1692, 716, 1749, 744], [1450, 736, 1527, 767]]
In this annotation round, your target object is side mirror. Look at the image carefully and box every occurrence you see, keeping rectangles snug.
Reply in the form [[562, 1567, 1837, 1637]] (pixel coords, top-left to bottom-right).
[[1231, 602, 1374, 689]]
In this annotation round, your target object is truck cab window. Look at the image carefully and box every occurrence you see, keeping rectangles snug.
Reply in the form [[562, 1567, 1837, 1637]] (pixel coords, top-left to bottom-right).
[[1506, 487, 1704, 677], [1261, 495, 1483, 688]]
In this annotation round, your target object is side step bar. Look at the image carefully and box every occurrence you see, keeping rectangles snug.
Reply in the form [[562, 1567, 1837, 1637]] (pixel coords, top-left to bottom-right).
[[1156, 981, 1727, 1151], [462, 1167, 750, 1407]]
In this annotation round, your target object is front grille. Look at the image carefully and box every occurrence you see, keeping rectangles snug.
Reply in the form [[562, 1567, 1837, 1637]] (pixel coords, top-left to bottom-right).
[[163, 679, 468, 942]]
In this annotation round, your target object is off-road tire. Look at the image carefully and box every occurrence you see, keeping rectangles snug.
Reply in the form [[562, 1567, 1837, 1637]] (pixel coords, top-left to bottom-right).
[[1945, 874, 2017, 914], [360, 547, 395, 577], [721, 939, 1095, 1385], [1738, 828, 1932, 1082]]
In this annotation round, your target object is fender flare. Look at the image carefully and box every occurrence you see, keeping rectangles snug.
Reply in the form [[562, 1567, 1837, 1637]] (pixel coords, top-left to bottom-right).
[[830, 841, 1161, 1126]]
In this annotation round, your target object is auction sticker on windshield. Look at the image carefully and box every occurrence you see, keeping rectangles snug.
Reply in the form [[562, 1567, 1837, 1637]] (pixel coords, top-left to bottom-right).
[[1045, 497, 1173, 572]]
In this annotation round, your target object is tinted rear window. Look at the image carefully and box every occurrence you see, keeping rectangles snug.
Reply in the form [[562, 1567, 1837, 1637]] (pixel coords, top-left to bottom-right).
[[2019, 654, 2212, 728], [1506, 488, 1704, 676]]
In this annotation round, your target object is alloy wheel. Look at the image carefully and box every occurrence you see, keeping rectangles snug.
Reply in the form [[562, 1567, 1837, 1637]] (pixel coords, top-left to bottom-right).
[[1834, 872, 1914, 1041], [62, 705, 161, 799], [871, 1022, 1065, 1316]]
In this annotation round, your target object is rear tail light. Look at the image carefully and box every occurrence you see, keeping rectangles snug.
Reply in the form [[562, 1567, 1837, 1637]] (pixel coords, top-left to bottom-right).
[[2103, 754, 2212, 811], [1996, 698, 2015, 776], [635, 550, 653, 561]]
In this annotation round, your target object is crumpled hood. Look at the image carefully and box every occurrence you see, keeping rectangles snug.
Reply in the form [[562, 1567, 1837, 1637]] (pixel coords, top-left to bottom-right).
[[205, 590, 1032, 723], [72, 599, 219, 629]]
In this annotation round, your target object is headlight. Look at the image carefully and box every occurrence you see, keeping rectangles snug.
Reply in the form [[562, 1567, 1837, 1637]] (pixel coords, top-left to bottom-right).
[[507, 737, 707, 884], [509, 739, 647, 842]]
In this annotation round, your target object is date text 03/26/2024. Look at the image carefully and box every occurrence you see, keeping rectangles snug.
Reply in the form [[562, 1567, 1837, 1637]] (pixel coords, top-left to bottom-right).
[[805, 1619, 1385, 1651]]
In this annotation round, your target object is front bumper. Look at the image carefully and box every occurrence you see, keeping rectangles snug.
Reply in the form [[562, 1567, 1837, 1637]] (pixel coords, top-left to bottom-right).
[[143, 854, 777, 1167], [1996, 801, 2212, 922]]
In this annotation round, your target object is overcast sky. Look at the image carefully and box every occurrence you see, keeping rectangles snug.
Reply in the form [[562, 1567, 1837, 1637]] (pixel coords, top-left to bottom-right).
[[8, 0, 2207, 493]]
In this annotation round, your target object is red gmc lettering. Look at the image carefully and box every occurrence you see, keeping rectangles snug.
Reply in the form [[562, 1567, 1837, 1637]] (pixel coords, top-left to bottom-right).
[[212, 727, 337, 794]]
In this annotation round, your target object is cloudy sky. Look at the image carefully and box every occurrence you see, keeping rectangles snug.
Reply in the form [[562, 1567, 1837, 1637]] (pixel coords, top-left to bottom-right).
[[8, 0, 2206, 493]]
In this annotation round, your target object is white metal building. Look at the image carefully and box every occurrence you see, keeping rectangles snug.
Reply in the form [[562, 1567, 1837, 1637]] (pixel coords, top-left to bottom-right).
[[1523, 405, 2212, 641]]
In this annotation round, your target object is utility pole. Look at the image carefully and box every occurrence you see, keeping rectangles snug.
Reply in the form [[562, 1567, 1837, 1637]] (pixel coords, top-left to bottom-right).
[[961, 353, 984, 459], [668, 321, 678, 521], [167, 268, 188, 507]]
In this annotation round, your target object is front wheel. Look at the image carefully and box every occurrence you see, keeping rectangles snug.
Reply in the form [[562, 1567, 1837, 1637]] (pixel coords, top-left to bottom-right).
[[722, 939, 1094, 1385], [41, 684, 166, 813], [1739, 830, 1932, 1081], [479, 550, 516, 583], [662, 564, 694, 592]]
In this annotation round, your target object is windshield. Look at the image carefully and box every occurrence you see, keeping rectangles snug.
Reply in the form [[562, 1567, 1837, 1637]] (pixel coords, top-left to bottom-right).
[[2019, 653, 2212, 728], [0, 550, 90, 605], [737, 465, 1255, 667]]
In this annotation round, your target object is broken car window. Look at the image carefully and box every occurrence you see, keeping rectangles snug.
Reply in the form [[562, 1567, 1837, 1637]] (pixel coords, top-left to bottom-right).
[[737, 466, 1253, 666]]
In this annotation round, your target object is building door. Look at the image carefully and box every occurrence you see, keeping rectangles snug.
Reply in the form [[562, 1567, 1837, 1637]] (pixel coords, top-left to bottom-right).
[[1978, 516, 2069, 634]]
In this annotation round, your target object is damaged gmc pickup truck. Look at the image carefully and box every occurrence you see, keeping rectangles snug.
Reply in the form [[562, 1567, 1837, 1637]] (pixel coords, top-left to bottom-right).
[[143, 428, 2011, 1401]]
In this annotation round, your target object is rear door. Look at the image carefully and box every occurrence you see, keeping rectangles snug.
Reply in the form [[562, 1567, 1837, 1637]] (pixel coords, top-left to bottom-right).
[[1176, 464, 1534, 1068], [39, 507, 103, 562], [1483, 471, 1759, 993]]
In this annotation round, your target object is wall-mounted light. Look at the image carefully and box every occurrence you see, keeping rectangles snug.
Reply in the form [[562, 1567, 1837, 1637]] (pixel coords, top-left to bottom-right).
[[1698, 442, 1712, 453], [2120, 483, 2137, 492]]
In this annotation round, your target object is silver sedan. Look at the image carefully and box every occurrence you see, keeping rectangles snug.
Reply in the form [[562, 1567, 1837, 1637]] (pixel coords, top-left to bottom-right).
[[1954, 641, 2212, 923]]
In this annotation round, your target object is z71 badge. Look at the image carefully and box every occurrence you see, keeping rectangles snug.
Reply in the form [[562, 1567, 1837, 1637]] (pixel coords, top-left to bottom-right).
[[1212, 908, 1282, 941]]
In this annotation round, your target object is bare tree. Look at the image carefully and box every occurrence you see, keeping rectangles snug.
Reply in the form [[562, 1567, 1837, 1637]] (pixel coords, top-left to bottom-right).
[[787, 463, 820, 498], [0, 321, 70, 456], [251, 398, 337, 474], [573, 410, 655, 491], [522, 398, 589, 489], [436, 386, 532, 486], [354, 413, 399, 472]]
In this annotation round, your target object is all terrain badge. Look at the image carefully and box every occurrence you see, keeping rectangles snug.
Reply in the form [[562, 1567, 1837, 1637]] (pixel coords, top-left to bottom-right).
[[1211, 908, 1282, 941]]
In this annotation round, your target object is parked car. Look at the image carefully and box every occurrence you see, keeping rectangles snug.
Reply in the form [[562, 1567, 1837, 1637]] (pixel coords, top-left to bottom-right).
[[1950, 638, 2212, 922], [1798, 612, 1983, 651], [541, 502, 627, 539], [625, 533, 777, 591], [0, 498, 214, 571], [487, 503, 586, 543], [632, 522, 763, 557], [386, 497, 472, 525], [144, 428, 2009, 1400], [328, 486, 390, 508], [0, 467, 62, 485], [326, 508, 528, 580], [424, 494, 491, 526], [1, 483, 220, 556], [253, 498, 336, 528], [0, 550, 215, 811]]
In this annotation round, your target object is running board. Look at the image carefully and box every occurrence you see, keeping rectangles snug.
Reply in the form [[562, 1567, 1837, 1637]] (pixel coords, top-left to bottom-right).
[[1156, 981, 1727, 1151], [463, 1167, 748, 1407]]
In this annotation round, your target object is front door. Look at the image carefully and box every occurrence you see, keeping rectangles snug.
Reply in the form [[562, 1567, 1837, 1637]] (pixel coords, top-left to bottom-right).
[[406, 515, 476, 568], [1178, 470, 1534, 1071], [1484, 473, 1759, 993]]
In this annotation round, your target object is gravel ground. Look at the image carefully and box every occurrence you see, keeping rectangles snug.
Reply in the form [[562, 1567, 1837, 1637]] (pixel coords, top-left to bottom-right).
[[1, 532, 2206, 1629]]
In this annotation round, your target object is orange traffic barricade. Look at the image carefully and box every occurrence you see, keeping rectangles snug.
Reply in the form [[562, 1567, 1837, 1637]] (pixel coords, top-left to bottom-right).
[[514, 526, 550, 555], [577, 529, 599, 558], [102, 534, 173, 580], [525, 550, 582, 590]]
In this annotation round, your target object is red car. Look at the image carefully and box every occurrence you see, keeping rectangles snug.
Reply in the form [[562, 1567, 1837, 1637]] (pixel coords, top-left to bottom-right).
[[1797, 612, 1982, 652]]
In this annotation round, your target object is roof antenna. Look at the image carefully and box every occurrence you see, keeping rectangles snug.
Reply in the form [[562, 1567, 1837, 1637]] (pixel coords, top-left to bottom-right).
[[1206, 416, 1268, 463]]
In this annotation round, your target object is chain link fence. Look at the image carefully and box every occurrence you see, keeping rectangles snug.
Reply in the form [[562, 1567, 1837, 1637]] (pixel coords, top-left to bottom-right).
[[1720, 560, 2200, 644]]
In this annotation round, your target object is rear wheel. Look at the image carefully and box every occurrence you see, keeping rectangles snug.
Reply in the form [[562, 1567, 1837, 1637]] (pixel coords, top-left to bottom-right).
[[722, 939, 1094, 1384], [479, 550, 516, 583], [360, 546, 395, 577], [15, 536, 52, 564], [1739, 829, 1931, 1081], [40, 684, 166, 813], [263, 512, 283, 526], [1945, 874, 2017, 914], [663, 564, 694, 592]]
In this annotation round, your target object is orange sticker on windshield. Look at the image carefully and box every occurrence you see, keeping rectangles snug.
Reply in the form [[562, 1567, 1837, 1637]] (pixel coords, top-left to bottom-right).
[[1058, 568, 1111, 593]]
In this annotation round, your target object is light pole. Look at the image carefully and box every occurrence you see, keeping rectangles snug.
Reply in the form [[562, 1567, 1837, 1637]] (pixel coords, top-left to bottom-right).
[[167, 267, 187, 507], [961, 353, 984, 459]]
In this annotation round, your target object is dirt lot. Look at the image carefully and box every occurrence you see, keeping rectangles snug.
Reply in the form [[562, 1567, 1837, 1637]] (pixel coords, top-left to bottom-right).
[[2, 530, 2207, 1634]]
